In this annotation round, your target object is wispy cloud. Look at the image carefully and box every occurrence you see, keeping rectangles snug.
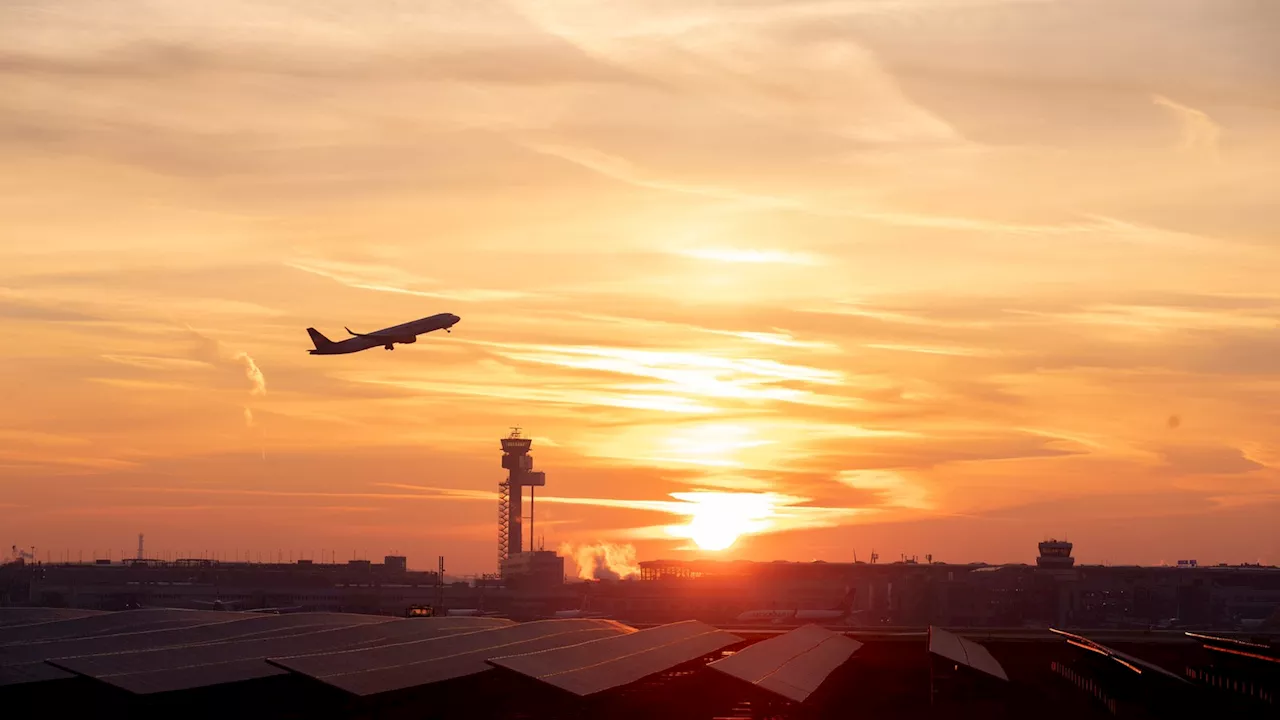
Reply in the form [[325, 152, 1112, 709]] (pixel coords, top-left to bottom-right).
[[286, 257, 528, 302], [676, 248, 821, 265], [709, 329, 839, 350], [340, 375, 718, 414], [377, 482, 872, 544], [1152, 94, 1221, 158], [835, 469, 932, 510], [485, 341, 843, 392]]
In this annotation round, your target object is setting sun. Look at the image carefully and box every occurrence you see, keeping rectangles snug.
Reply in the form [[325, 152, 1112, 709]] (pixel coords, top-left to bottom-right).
[[668, 492, 778, 551]]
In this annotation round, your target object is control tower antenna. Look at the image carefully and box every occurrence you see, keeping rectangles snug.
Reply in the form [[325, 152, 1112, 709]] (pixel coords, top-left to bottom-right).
[[498, 427, 546, 576], [137, 533, 144, 561]]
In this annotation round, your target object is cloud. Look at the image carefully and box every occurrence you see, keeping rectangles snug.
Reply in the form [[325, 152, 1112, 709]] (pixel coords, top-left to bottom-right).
[[835, 469, 931, 509], [100, 354, 213, 372], [0, 289, 100, 322], [0, 38, 647, 86], [185, 327, 266, 396], [707, 329, 839, 350], [675, 248, 821, 265], [375, 482, 870, 538], [1159, 446, 1266, 475], [1152, 94, 1221, 157], [286, 257, 529, 303]]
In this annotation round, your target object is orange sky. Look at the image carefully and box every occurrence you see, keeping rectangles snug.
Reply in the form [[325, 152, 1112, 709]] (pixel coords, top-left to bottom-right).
[[2, 1, 1279, 574]]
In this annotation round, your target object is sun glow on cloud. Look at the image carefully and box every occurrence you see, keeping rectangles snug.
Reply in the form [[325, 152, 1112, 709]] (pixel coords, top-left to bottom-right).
[[676, 248, 821, 265], [3, 0, 1279, 570]]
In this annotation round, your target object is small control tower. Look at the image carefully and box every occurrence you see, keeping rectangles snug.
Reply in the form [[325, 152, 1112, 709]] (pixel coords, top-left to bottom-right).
[[498, 428, 546, 575], [1037, 539, 1075, 568]]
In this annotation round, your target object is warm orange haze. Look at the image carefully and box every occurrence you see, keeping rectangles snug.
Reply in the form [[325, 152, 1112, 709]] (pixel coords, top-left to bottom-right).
[[2, 1, 1278, 575]]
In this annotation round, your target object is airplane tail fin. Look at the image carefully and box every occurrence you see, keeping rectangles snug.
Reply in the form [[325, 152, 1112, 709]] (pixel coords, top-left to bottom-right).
[[306, 328, 334, 350]]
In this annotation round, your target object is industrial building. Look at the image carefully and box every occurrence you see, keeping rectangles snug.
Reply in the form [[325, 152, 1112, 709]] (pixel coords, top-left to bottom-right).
[[624, 545, 1280, 630]]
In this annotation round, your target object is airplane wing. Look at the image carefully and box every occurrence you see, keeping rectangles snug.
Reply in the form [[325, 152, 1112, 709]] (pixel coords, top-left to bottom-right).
[[346, 327, 387, 338]]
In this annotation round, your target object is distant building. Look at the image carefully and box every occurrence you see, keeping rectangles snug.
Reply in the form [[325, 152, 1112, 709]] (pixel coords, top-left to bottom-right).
[[502, 551, 564, 590], [25, 556, 445, 615]]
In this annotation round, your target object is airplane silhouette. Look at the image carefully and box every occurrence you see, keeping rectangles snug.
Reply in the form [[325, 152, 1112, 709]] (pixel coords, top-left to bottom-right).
[[191, 595, 302, 613], [307, 313, 460, 355]]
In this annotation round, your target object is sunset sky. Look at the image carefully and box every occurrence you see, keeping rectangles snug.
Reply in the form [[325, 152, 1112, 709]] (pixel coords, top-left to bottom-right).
[[3, 1, 1278, 574]]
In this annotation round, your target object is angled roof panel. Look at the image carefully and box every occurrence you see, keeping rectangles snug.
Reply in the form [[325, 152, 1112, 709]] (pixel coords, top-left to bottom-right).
[[487, 620, 742, 697], [1184, 632, 1280, 664], [0, 609, 106, 628], [0, 609, 236, 645], [1051, 628, 1189, 683], [51, 616, 510, 695], [271, 619, 631, 697], [707, 624, 862, 703], [928, 627, 1008, 681], [0, 662, 75, 686]]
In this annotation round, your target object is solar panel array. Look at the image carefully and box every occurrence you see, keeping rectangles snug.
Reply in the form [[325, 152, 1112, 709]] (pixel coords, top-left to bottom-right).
[[0, 607, 1224, 718], [487, 620, 743, 697], [928, 626, 1009, 681], [2, 612, 389, 666], [0, 608, 236, 645], [0, 609, 106, 629], [46, 613, 427, 694], [707, 624, 862, 703], [0, 609, 258, 687], [271, 618, 630, 697]]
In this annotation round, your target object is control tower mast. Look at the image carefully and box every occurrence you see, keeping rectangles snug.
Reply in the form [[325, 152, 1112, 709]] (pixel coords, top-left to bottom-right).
[[498, 428, 546, 575]]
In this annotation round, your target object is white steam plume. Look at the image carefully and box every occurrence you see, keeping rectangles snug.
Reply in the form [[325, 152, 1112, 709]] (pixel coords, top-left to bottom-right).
[[558, 542, 640, 580]]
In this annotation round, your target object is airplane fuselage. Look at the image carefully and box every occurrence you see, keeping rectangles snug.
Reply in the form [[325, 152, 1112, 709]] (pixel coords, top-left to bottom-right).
[[307, 313, 460, 355], [734, 608, 853, 624], [552, 610, 610, 619]]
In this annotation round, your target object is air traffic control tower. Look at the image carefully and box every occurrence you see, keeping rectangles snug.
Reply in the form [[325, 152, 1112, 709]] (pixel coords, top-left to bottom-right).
[[498, 428, 546, 575]]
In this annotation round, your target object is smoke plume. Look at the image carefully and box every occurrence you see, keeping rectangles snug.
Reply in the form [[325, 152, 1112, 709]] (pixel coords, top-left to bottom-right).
[[185, 326, 267, 396], [558, 542, 640, 580], [234, 351, 267, 396]]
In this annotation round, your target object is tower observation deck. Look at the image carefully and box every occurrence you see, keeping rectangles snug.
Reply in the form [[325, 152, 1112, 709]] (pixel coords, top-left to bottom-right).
[[1037, 539, 1075, 568], [498, 428, 546, 575]]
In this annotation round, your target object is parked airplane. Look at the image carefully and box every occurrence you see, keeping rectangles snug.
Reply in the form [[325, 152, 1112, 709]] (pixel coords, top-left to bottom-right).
[[543, 591, 611, 620], [444, 608, 506, 618], [307, 313, 460, 355], [734, 587, 864, 625], [192, 598, 303, 613]]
